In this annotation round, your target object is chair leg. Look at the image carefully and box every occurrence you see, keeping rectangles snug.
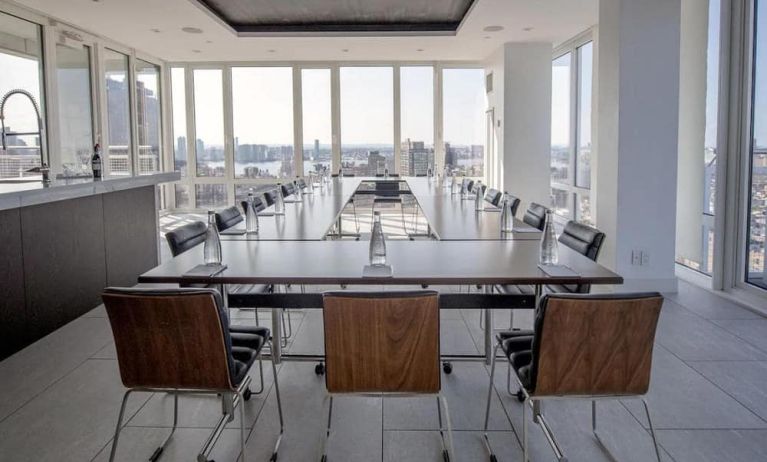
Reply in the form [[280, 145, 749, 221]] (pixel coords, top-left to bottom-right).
[[436, 394, 455, 462], [108, 390, 133, 462], [642, 398, 663, 462], [149, 393, 179, 462], [533, 400, 567, 461], [522, 397, 528, 462], [320, 395, 334, 462], [238, 390, 246, 462], [268, 340, 284, 461], [482, 343, 501, 461]]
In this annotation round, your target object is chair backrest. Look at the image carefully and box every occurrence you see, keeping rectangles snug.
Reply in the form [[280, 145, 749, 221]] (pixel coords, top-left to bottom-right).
[[559, 221, 606, 261], [240, 195, 266, 215], [215, 206, 243, 232], [102, 287, 237, 391], [461, 178, 474, 193], [505, 193, 521, 217], [374, 180, 401, 197], [295, 178, 307, 189], [165, 221, 207, 257], [322, 291, 440, 394], [263, 189, 280, 206], [484, 188, 502, 207], [523, 202, 549, 230], [529, 293, 663, 397], [281, 183, 296, 197]]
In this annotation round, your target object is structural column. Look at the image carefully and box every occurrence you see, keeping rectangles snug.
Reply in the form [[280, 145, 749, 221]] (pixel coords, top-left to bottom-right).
[[596, 0, 682, 291]]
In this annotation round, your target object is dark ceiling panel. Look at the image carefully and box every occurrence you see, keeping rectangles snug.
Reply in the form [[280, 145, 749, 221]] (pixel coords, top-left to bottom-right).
[[192, 0, 477, 36]]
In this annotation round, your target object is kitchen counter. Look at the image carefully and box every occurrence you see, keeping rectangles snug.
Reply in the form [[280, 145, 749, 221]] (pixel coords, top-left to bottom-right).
[[0, 172, 180, 211]]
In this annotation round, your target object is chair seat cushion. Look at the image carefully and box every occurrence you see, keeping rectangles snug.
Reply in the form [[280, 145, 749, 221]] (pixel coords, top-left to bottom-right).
[[496, 329, 534, 341], [230, 345, 258, 386], [508, 350, 533, 390], [495, 284, 535, 296], [227, 284, 272, 295], [500, 335, 534, 358], [230, 325, 270, 352]]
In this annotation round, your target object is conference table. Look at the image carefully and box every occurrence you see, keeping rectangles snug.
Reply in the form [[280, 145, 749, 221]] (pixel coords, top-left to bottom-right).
[[140, 177, 622, 364]]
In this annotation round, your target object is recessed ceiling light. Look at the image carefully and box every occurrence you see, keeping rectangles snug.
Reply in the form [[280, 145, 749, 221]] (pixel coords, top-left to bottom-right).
[[484, 36, 491, 39], [206, 40, 213, 44], [268, 49, 276, 53], [483, 25, 504, 32], [523, 27, 534, 32], [150, 28, 161, 33], [192, 49, 201, 53], [342, 48, 349, 52], [416, 48, 424, 52], [182, 27, 204, 34]]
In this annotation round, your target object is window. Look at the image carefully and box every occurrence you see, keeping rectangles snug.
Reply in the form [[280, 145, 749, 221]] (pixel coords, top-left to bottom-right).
[[340, 67, 393, 175], [550, 41, 593, 225], [174, 184, 191, 209], [104, 49, 132, 175], [55, 44, 93, 176], [747, 0, 767, 289], [442, 68, 486, 177], [193, 69, 225, 177], [400, 66, 434, 176], [0, 11, 44, 179], [301, 69, 332, 176], [170, 67, 187, 177], [195, 184, 227, 209], [232, 67, 294, 179], [135, 59, 162, 174], [676, 0, 720, 276]]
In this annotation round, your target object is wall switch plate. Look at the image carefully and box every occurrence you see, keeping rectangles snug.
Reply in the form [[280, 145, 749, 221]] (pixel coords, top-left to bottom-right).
[[632, 250, 642, 266], [641, 251, 650, 266]]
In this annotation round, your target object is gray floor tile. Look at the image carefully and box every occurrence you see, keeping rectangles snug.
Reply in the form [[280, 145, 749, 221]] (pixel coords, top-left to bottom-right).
[[82, 304, 107, 318], [657, 429, 767, 462], [714, 319, 767, 353], [91, 427, 244, 462], [384, 430, 525, 462], [622, 346, 767, 429], [687, 361, 767, 422], [655, 300, 767, 361], [0, 316, 113, 421], [91, 342, 116, 360], [667, 281, 761, 320], [0, 359, 150, 462], [441, 319, 480, 356]]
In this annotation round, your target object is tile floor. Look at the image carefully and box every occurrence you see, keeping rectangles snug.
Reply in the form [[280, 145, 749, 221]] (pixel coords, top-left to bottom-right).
[[1, 279, 767, 461]]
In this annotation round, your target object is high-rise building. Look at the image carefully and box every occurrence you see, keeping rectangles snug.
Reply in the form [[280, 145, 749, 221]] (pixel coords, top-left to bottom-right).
[[367, 150, 386, 175], [401, 139, 433, 176], [314, 139, 320, 160]]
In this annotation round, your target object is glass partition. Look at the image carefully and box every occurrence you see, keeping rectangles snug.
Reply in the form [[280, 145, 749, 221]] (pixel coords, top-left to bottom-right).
[[442, 68, 486, 177], [104, 48, 132, 175], [55, 43, 93, 176]]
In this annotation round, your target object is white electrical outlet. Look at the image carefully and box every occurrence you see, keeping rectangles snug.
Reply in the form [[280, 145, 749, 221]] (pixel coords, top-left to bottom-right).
[[641, 251, 650, 266], [631, 250, 642, 266]]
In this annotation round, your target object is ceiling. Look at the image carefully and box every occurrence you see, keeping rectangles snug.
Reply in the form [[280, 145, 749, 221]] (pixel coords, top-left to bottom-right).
[[14, 0, 597, 62]]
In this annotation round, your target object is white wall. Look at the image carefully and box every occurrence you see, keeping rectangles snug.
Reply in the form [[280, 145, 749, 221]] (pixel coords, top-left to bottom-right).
[[596, 0, 682, 292], [485, 42, 552, 212]]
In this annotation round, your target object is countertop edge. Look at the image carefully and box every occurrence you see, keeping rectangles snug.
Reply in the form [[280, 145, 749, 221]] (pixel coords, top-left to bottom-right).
[[0, 172, 180, 211]]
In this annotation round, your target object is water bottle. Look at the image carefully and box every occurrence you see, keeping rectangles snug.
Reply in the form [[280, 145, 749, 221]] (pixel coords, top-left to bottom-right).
[[384, 167, 389, 178], [475, 180, 484, 211], [294, 180, 303, 202], [460, 177, 468, 199], [451, 175, 458, 195], [500, 193, 514, 233], [204, 211, 222, 265], [306, 173, 314, 194], [274, 183, 285, 215], [539, 210, 559, 265], [369, 211, 387, 266], [245, 192, 259, 234]]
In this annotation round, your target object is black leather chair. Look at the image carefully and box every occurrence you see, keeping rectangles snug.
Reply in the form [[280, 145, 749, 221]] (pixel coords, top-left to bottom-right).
[[295, 178, 307, 189], [372, 180, 408, 234], [483, 293, 664, 462], [263, 189, 280, 207], [522, 202, 549, 231], [546, 221, 606, 294], [504, 193, 522, 217], [165, 221, 207, 257], [102, 287, 284, 462], [281, 182, 296, 198], [240, 195, 266, 215], [215, 206, 243, 232], [375, 173, 400, 177], [461, 178, 474, 195], [484, 188, 503, 207]]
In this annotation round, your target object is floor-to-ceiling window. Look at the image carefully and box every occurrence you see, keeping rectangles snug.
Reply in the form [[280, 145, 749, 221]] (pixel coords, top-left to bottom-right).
[[55, 44, 93, 176], [747, 0, 767, 289], [442, 68, 486, 178], [340, 66, 394, 175], [550, 38, 593, 225], [301, 68, 332, 176], [400, 66, 434, 176], [135, 59, 162, 175], [104, 49, 132, 176], [192, 68, 227, 207], [232, 67, 294, 180], [0, 11, 44, 179]]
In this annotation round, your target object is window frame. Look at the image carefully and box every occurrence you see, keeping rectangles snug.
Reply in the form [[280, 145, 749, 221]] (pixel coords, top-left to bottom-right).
[[551, 30, 595, 225]]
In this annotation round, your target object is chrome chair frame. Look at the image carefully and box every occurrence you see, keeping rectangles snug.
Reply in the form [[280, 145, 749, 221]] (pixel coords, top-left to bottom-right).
[[482, 339, 662, 462], [319, 392, 454, 462], [109, 338, 285, 462]]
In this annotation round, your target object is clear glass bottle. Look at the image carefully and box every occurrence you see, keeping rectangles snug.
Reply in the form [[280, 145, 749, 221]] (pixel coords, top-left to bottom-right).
[[500, 193, 515, 233], [306, 173, 314, 194], [539, 209, 559, 265], [294, 180, 303, 202], [460, 177, 468, 199], [451, 175, 458, 195], [384, 167, 389, 178], [369, 211, 387, 266], [474, 181, 484, 211], [245, 192, 259, 234], [204, 210, 222, 265], [274, 183, 285, 215]]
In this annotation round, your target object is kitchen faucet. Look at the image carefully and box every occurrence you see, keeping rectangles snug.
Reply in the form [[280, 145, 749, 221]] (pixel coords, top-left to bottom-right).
[[0, 89, 50, 185]]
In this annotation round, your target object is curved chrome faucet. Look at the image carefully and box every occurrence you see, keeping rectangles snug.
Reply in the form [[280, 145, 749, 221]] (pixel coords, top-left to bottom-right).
[[0, 89, 49, 184]]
